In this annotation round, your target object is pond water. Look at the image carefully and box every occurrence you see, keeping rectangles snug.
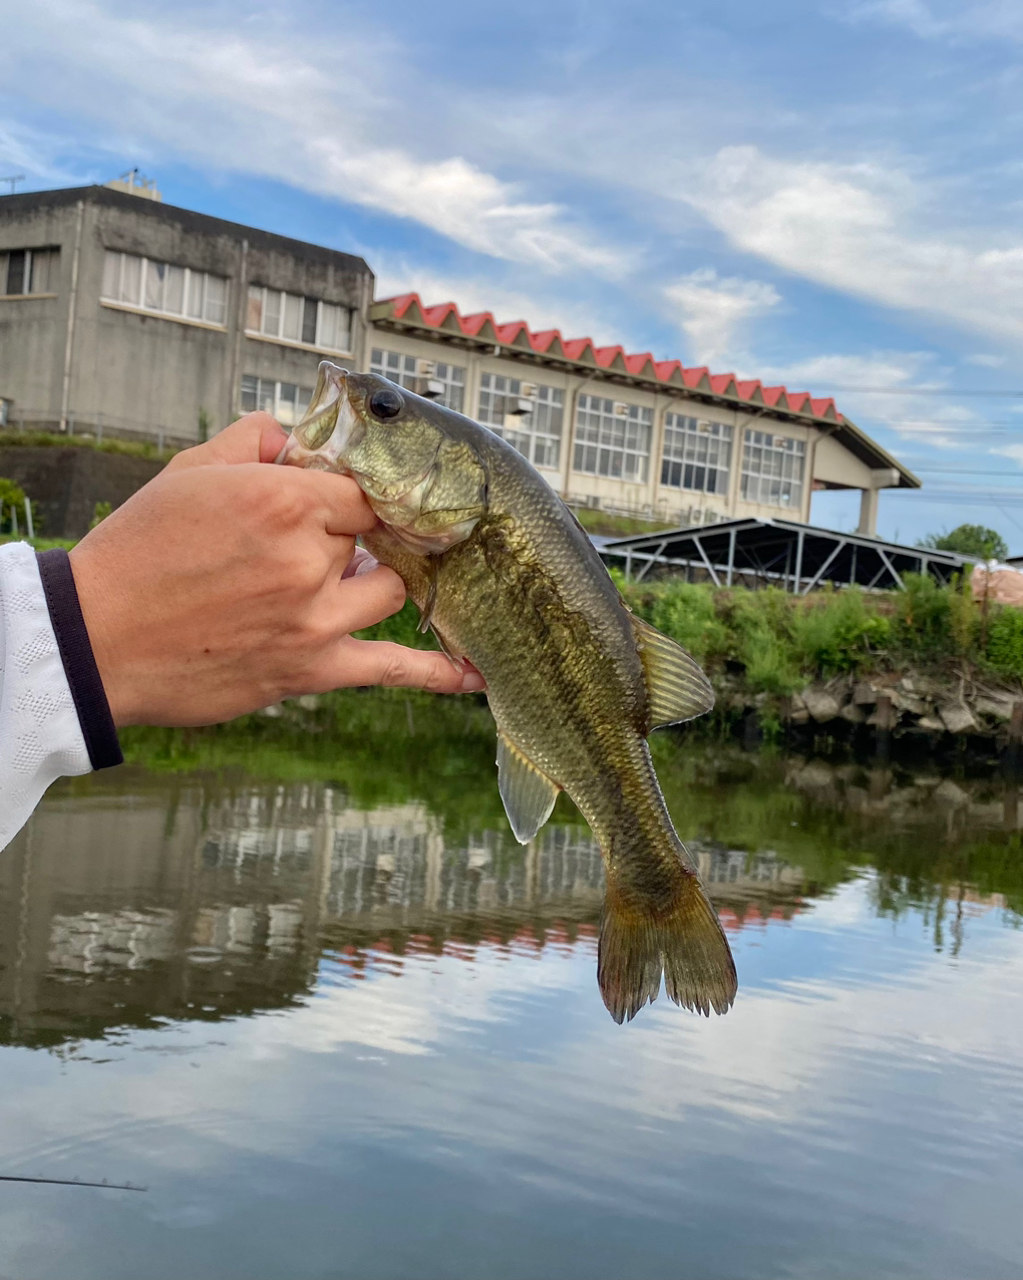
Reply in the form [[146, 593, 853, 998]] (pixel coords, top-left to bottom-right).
[[1, 710, 1023, 1279]]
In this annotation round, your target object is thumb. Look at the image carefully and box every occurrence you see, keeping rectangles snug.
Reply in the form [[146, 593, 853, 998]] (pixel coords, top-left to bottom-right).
[[165, 413, 289, 471]]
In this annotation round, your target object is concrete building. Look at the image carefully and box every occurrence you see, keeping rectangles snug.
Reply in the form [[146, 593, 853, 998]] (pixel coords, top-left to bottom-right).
[[0, 182, 918, 534], [0, 182, 372, 446]]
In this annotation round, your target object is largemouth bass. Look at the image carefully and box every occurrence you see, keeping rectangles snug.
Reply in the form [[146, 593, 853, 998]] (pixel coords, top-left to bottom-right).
[[280, 361, 737, 1022]]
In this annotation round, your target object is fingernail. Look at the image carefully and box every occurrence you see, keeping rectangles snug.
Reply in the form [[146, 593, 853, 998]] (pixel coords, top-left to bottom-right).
[[460, 670, 486, 692]]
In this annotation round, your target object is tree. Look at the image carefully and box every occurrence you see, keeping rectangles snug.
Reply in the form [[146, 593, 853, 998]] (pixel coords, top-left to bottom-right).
[[919, 523, 1009, 561]]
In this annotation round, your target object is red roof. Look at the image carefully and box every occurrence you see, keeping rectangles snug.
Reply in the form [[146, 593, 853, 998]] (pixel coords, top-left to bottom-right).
[[377, 293, 843, 423]]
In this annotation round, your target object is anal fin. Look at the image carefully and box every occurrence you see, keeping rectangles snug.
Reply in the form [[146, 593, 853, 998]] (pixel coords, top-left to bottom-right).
[[628, 614, 714, 731], [496, 733, 560, 844]]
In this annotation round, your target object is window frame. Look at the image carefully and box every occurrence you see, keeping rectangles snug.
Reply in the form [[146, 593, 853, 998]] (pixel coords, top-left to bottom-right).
[[239, 374, 314, 426], [1, 246, 60, 297], [660, 413, 733, 496], [245, 284, 353, 354], [102, 250, 228, 328], [572, 395, 652, 484], [368, 348, 467, 414], [740, 429, 806, 510], [476, 372, 564, 470]]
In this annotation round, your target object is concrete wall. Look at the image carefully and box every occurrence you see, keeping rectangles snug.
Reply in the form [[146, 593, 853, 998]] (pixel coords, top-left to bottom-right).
[[0, 446, 165, 538]]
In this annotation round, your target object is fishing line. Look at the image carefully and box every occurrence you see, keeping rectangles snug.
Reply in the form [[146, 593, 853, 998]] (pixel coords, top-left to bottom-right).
[[0, 1174, 146, 1191]]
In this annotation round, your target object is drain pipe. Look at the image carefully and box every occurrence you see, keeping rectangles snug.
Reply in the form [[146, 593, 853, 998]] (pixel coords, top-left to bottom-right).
[[59, 201, 85, 433]]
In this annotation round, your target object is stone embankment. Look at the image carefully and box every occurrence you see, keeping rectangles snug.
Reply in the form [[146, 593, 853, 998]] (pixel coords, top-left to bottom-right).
[[719, 671, 1023, 746]]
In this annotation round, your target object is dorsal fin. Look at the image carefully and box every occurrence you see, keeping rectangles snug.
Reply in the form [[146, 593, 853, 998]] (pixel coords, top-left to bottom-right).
[[496, 732, 560, 844], [629, 614, 714, 731]]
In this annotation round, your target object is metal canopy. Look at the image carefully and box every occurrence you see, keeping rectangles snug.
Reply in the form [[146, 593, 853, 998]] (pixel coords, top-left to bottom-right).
[[599, 517, 979, 593]]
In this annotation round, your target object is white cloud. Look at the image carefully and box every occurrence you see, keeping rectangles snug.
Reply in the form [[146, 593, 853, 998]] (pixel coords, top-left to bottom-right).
[[966, 353, 1008, 368], [663, 268, 781, 366], [3, 0, 621, 275], [839, 0, 1023, 42], [687, 146, 1023, 352]]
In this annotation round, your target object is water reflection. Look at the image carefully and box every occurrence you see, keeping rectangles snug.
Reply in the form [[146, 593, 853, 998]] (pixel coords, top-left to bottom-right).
[[4, 743, 1023, 1280], [3, 748, 1021, 1051]]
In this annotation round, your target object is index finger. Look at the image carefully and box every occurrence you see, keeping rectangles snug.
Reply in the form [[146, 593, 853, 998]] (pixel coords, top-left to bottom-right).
[[273, 466, 378, 537]]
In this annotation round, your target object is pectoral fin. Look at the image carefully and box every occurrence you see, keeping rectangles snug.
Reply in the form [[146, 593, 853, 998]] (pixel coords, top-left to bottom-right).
[[417, 558, 439, 634], [629, 614, 714, 731], [496, 733, 560, 844]]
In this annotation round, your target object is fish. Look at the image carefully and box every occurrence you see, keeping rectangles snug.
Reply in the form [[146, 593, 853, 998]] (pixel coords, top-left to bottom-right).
[[279, 361, 737, 1023]]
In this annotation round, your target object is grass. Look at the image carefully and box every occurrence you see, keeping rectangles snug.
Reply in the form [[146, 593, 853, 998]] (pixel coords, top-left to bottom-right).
[[0, 534, 76, 551], [570, 507, 676, 538], [0, 429, 178, 461]]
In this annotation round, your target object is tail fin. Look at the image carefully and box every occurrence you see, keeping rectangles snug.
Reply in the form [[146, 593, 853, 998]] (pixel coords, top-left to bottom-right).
[[597, 868, 737, 1024]]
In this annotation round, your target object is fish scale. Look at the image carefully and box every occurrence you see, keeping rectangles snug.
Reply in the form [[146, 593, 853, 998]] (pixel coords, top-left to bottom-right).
[[281, 361, 737, 1022]]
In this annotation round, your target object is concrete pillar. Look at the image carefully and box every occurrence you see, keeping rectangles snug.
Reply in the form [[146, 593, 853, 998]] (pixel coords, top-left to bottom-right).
[[858, 485, 880, 536], [858, 468, 900, 537]]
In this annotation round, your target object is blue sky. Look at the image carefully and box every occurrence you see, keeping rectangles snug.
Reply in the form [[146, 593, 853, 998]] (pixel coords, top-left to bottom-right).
[[2, 0, 1023, 547]]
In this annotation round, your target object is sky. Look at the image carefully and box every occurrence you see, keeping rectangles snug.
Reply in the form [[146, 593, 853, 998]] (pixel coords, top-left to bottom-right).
[[2, 0, 1023, 548]]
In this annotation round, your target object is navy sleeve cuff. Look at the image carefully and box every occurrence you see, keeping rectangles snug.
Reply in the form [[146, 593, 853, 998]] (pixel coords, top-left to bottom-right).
[[36, 548, 123, 771]]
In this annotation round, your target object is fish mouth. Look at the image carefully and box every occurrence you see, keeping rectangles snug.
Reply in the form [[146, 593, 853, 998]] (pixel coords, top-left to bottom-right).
[[276, 360, 358, 471]]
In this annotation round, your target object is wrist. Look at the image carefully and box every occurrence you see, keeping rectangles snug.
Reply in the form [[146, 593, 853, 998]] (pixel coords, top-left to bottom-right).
[[36, 548, 124, 766], [68, 542, 138, 728]]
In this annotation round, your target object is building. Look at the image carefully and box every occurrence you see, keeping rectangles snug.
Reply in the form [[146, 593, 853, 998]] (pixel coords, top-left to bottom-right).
[[0, 182, 372, 446], [0, 182, 918, 535]]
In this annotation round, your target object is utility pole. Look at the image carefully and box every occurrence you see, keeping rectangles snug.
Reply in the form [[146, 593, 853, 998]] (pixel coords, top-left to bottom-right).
[[0, 175, 25, 195]]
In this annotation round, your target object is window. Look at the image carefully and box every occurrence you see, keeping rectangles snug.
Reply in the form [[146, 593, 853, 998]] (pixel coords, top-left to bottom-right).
[[369, 348, 418, 390], [369, 348, 467, 413], [1, 247, 59, 295], [572, 395, 652, 483], [740, 430, 806, 508], [660, 415, 732, 495], [477, 373, 563, 469], [246, 285, 351, 353], [240, 375, 314, 427], [102, 250, 228, 326]]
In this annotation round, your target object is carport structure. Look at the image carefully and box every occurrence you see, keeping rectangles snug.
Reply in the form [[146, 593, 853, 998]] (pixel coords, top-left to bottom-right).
[[600, 517, 978, 593]]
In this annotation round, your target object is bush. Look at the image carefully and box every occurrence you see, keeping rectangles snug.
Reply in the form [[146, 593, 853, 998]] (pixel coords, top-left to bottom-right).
[[985, 606, 1023, 679], [789, 588, 891, 675], [0, 476, 41, 535]]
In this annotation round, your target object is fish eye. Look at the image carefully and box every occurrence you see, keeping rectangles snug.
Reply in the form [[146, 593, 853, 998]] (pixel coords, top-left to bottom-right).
[[368, 387, 404, 420]]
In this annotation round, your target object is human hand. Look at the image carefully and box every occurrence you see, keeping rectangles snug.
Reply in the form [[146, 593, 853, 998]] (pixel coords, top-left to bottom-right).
[[68, 413, 485, 728]]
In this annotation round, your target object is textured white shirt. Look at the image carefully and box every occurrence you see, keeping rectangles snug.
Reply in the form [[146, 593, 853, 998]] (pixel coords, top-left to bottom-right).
[[0, 541, 92, 849]]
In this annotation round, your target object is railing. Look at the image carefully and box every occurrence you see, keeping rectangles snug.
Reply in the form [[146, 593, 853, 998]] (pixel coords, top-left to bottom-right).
[[0, 407, 194, 452]]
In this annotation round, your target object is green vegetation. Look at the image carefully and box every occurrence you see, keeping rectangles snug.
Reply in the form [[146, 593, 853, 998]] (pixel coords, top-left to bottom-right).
[[919, 522, 1008, 561], [620, 573, 1023, 692], [89, 500, 112, 529], [0, 428, 177, 461], [569, 506, 675, 538], [0, 477, 43, 536]]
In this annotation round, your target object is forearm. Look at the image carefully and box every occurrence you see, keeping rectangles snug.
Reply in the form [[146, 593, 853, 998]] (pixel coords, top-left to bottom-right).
[[0, 543, 121, 850]]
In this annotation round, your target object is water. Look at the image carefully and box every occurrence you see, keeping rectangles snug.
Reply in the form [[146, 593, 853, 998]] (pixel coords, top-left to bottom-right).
[[2, 723, 1023, 1279]]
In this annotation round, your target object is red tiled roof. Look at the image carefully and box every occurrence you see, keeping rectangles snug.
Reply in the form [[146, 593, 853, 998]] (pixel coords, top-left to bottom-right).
[[377, 293, 843, 423]]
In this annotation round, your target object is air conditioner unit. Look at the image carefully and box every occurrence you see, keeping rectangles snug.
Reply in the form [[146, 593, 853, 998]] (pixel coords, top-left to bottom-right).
[[586, 495, 601, 509], [423, 378, 445, 399], [518, 383, 538, 399], [417, 360, 437, 377], [507, 397, 534, 416], [613, 402, 629, 416]]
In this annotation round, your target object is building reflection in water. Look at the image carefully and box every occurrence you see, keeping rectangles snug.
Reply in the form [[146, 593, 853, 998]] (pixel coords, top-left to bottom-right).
[[0, 777, 807, 1049]]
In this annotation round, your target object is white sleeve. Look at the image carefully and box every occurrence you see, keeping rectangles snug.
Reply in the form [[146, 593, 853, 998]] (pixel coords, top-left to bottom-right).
[[0, 542, 92, 850]]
